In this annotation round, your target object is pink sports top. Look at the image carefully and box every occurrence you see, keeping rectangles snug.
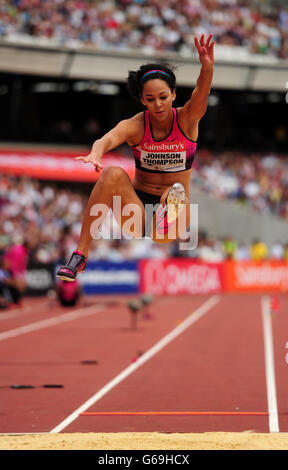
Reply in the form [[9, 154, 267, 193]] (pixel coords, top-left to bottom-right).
[[131, 108, 197, 173]]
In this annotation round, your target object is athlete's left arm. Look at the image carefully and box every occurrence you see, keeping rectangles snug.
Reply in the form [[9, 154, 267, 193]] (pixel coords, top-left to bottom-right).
[[182, 35, 214, 122]]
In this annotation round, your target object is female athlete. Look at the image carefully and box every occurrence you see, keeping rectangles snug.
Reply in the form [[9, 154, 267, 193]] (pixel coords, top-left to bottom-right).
[[57, 34, 214, 281]]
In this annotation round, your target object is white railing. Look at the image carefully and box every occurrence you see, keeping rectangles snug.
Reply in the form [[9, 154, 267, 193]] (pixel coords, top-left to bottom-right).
[[0, 38, 287, 91]]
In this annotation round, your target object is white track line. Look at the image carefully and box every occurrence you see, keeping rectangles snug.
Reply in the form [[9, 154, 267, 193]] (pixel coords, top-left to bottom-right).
[[0, 300, 51, 321], [0, 304, 105, 342], [261, 296, 279, 433], [50, 295, 221, 433]]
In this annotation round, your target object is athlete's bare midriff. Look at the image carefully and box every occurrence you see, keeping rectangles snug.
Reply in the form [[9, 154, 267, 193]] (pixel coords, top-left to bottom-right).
[[133, 168, 192, 196]]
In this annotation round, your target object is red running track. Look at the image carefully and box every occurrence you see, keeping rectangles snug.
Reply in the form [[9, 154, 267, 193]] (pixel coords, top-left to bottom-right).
[[0, 293, 287, 434]]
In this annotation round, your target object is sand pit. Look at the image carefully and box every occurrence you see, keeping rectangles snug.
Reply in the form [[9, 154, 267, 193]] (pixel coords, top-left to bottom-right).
[[1, 432, 288, 450]]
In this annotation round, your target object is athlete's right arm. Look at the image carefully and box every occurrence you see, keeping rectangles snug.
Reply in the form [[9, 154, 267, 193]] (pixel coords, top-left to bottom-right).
[[75, 115, 142, 171]]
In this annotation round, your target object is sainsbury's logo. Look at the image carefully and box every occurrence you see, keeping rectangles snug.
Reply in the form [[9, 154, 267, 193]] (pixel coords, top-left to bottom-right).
[[143, 142, 186, 152]]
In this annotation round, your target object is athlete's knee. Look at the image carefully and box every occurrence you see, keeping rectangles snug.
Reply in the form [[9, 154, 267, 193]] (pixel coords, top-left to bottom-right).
[[99, 166, 128, 186]]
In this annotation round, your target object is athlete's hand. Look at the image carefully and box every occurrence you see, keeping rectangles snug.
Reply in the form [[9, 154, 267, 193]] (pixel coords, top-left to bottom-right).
[[194, 34, 214, 67], [74, 152, 103, 172]]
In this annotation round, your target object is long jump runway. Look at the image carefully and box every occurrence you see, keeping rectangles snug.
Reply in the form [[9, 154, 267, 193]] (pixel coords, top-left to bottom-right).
[[0, 293, 287, 435]]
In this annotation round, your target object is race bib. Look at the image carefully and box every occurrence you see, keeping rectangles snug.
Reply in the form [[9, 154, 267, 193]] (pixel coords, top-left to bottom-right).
[[140, 142, 186, 172]]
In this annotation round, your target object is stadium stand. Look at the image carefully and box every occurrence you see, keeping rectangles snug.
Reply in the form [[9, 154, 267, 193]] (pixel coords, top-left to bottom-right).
[[0, 0, 287, 59]]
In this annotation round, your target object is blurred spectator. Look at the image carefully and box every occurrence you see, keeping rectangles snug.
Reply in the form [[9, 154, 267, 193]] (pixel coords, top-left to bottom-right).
[[234, 242, 251, 261], [56, 278, 82, 307], [284, 243, 288, 261], [222, 235, 238, 259], [197, 234, 224, 262], [0, 254, 23, 307], [4, 236, 28, 279], [3, 236, 28, 301], [270, 241, 285, 260], [250, 238, 269, 261], [0, 0, 287, 60], [178, 230, 225, 262]]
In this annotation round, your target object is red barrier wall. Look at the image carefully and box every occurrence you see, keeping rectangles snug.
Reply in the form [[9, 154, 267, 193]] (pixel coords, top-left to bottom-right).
[[139, 259, 225, 295], [139, 259, 288, 294], [224, 260, 288, 293]]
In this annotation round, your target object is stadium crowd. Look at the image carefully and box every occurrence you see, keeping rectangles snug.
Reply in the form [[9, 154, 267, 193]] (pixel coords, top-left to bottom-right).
[[0, 0, 287, 60], [192, 148, 288, 219]]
